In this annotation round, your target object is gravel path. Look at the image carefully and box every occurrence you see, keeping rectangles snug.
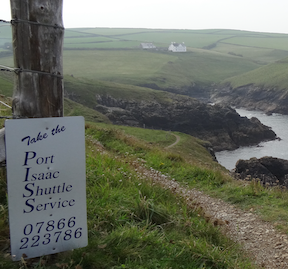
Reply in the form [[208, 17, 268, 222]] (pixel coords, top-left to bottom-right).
[[134, 163, 288, 269], [165, 134, 180, 149], [94, 137, 288, 268]]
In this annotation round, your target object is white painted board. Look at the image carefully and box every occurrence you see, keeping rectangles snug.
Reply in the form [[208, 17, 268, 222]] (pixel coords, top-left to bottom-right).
[[5, 117, 88, 261]]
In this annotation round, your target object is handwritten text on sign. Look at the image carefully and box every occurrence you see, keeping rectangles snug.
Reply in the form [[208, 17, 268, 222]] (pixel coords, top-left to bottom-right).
[[5, 117, 88, 261]]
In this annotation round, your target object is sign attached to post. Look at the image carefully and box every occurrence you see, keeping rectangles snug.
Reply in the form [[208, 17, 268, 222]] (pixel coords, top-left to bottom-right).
[[5, 116, 88, 261]]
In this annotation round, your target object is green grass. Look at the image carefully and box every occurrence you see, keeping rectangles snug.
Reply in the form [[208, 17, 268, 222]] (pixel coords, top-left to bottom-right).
[[120, 32, 230, 48], [64, 98, 111, 123], [0, 73, 111, 124], [95, 123, 288, 234], [3, 27, 288, 92], [63, 50, 176, 82], [0, 95, 12, 128], [224, 57, 288, 90], [61, 28, 288, 90], [1, 117, 288, 268], [0, 24, 12, 38], [0, 55, 13, 67], [0, 24, 12, 47], [212, 43, 288, 64], [64, 40, 141, 49], [84, 123, 288, 234], [0, 123, 255, 269], [63, 75, 173, 110], [223, 36, 288, 51], [157, 50, 260, 87], [0, 73, 13, 97], [62, 49, 261, 89], [64, 36, 114, 44], [2, 26, 288, 267], [66, 28, 151, 36], [64, 27, 288, 52], [212, 179, 288, 216], [0, 75, 112, 124], [116, 125, 177, 147]]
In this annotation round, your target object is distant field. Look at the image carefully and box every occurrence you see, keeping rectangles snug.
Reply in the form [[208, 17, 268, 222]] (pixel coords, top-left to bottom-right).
[[0, 55, 13, 67], [118, 32, 230, 48], [0, 73, 13, 96], [2, 26, 288, 91], [66, 28, 149, 36], [0, 23, 12, 47], [63, 27, 288, 51], [64, 29, 230, 49], [3, 25, 288, 53], [2, 48, 257, 90], [0, 38, 11, 47], [211, 43, 288, 64], [223, 57, 288, 89], [63, 48, 261, 88], [63, 75, 178, 117], [64, 40, 141, 49], [62, 28, 288, 91], [64, 75, 172, 109], [64, 98, 111, 123], [0, 24, 11, 36], [223, 36, 288, 51], [63, 50, 177, 85], [65, 36, 114, 44]]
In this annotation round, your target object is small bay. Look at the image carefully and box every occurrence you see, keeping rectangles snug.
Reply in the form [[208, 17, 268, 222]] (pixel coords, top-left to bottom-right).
[[215, 108, 288, 170]]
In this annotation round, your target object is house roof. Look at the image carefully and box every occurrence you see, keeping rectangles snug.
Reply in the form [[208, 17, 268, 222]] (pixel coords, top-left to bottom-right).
[[141, 43, 156, 48], [170, 42, 186, 47]]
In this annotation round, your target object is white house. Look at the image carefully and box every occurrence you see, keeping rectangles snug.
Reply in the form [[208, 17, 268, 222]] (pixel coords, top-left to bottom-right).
[[140, 43, 156, 49], [168, 42, 186, 52]]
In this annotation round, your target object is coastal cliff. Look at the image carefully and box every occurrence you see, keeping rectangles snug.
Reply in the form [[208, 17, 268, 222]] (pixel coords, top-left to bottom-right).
[[92, 93, 276, 151], [211, 85, 288, 115], [234, 156, 288, 188]]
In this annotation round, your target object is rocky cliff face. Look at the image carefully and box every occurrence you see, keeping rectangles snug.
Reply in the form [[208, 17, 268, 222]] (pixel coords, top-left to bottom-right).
[[94, 93, 276, 151], [211, 85, 288, 115], [139, 83, 212, 103], [234, 157, 288, 188]]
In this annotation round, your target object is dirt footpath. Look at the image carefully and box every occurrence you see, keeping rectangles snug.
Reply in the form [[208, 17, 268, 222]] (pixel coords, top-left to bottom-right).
[[165, 134, 180, 149], [135, 164, 288, 269]]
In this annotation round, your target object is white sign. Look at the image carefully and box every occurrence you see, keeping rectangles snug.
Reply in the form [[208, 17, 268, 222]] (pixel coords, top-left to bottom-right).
[[5, 117, 88, 261]]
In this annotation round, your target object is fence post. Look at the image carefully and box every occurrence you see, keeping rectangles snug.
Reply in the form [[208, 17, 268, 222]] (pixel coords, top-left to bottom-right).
[[10, 0, 64, 118]]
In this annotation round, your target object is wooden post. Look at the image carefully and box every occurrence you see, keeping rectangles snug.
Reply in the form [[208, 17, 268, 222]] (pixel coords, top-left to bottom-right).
[[10, 0, 64, 118]]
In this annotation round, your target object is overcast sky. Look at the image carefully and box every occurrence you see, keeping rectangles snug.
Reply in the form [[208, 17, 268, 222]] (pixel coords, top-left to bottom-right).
[[1, 0, 288, 34]]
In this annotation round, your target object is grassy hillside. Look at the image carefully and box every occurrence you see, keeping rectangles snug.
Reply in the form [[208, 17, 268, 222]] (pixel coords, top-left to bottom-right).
[[2, 120, 288, 267], [1, 46, 260, 90], [0, 23, 11, 47], [63, 28, 288, 53], [64, 75, 173, 109], [64, 98, 111, 123], [222, 57, 288, 90], [0, 122, 255, 269], [211, 42, 288, 64], [62, 28, 288, 90], [0, 72, 175, 114], [61, 28, 288, 89], [2, 27, 288, 92], [222, 35, 288, 51], [0, 75, 111, 125], [63, 49, 261, 88], [0, 73, 13, 96]]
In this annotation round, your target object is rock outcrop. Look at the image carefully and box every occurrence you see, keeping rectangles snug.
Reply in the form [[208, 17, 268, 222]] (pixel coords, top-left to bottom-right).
[[234, 156, 288, 188], [211, 85, 288, 115], [93, 93, 276, 151]]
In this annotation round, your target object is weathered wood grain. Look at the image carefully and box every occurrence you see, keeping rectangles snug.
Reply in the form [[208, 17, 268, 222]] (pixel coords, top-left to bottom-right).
[[10, 0, 64, 118]]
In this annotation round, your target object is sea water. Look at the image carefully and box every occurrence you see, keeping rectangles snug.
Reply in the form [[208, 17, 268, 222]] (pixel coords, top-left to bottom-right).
[[215, 109, 288, 170]]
